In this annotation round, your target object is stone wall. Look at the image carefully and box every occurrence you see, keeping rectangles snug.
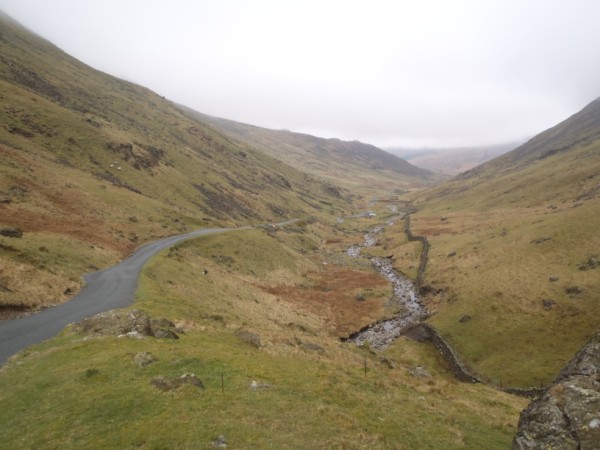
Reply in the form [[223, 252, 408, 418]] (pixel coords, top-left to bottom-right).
[[412, 323, 482, 383], [403, 215, 429, 286], [403, 213, 543, 397]]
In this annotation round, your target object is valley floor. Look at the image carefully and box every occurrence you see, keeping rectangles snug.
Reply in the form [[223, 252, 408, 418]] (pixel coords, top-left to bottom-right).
[[0, 200, 528, 449]]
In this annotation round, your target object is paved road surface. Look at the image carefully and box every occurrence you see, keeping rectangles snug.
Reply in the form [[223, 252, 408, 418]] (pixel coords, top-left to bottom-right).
[[0, 226, 249, 364]]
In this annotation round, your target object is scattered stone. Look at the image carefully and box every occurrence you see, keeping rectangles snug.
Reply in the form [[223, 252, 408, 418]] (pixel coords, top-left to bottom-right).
[[250, 380, 271, 390], [379, 356, 395, 369], [85, 368, 100, 378], [354, 293, 366, 302], [179, 373, 204, 388], [0, 228, 23, 238], [133, 351, 156, 368], [150, 373, 204, 392], [212, 435, 227, 448], [579, 255, 599, 271], [565, 286, 583, 296], [530, 237, 552, 244], [447, 251, 457, 257], [548, 276, 559, 282], [300, 341, 325, 354], [459, 315, 472, 323], [542, 299, 556, 310], [408, 366, 431, 378], [235, 329, 261, 348]]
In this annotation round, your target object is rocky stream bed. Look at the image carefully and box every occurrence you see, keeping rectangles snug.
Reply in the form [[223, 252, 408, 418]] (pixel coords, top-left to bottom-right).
[[344, 216, 428, 349], [341, 210, 600, 448]]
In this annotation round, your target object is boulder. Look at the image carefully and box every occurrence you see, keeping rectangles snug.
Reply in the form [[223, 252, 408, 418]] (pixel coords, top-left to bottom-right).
[[74, 309, 179, 339], [235, 329, 261, 348], [565, 286, 583, 296], [300, 341, 325, 354], [150, 373, 204, 392], [408, 366, 431, 378], [212, 435, 227, 448], [0, 228, 23, 238], [513, 330, 600, 449], [133, 351, 156, 367], [579, 255, 599, 271], [542, 299, 556, 310]]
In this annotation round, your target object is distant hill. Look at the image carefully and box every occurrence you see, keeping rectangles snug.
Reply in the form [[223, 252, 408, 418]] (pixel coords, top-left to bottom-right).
[[411, 98, 600, 387], [386, 142, 521, 176], [459, 97, 600, 179], [0, 12, 349, 313], [183, 110, 436, 192]]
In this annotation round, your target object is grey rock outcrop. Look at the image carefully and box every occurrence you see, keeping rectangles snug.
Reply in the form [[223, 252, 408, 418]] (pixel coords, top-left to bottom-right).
[[513, 330, 600, 449], [74, 309, 179, 339]]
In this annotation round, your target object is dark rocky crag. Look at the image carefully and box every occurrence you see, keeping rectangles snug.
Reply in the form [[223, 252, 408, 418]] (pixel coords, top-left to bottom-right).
[[513, 329, 600, 449]]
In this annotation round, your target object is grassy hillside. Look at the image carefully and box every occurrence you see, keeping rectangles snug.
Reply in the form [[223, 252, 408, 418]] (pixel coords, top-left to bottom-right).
[[0, 223, 527, 449], [410, 99, 600, 387], [0, 13, 350, 314], [184, 109, 436, 195], [388, 143, 519, 176]]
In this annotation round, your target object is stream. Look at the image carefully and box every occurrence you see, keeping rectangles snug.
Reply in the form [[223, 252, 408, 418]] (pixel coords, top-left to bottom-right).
[[345, 215, 428, 350]]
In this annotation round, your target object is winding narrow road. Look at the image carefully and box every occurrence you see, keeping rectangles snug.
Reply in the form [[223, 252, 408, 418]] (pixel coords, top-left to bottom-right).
[[0, 226, 250, 364]]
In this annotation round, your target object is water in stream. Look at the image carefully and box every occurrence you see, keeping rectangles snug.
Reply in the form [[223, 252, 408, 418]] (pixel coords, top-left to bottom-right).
[[345, 217, 427, 350]]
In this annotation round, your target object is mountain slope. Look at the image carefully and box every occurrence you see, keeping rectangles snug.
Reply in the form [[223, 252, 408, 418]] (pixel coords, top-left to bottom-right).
[[0, 13, 349, 314], [460, 98, 600, 177], [410, 98, 600, 387], [387, 142, 519, 176], [184, 110, 436, 193]]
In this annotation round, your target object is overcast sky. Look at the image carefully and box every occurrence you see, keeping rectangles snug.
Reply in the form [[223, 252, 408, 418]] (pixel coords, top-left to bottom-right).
[[2, 0, 599, 148]]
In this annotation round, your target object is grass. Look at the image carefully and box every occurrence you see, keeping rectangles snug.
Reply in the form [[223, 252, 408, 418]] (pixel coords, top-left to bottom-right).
[[410, 139, 600, 387], [0, 13, 353, 313], [0, 226, 527, 449], [0, 231, 119, 310]]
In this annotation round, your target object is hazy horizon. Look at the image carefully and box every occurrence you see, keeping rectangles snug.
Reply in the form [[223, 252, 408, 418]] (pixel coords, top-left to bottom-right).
[[1, 0, 599, 148]]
